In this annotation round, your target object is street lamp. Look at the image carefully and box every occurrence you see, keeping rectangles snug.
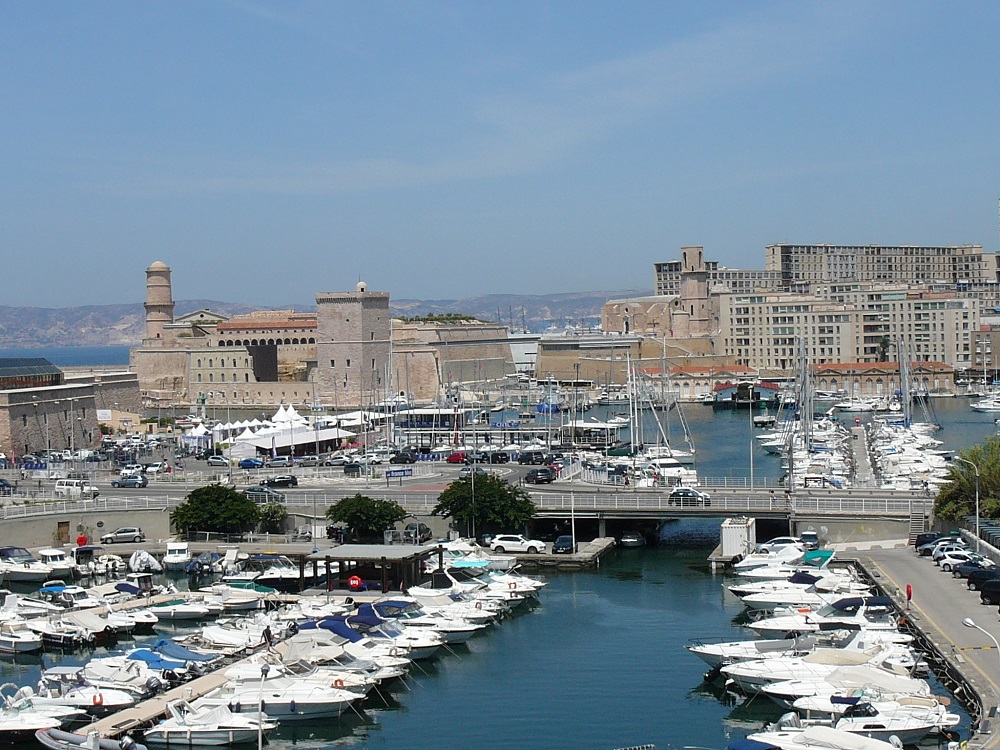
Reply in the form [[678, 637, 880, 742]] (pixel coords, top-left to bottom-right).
[[963, 618, 1000, 669], [954, 457, 980, 552], [257, 663, 270, 750]]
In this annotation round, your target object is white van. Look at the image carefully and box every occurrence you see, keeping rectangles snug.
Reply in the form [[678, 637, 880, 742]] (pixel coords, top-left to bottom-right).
[[53, 479, 100, 499]]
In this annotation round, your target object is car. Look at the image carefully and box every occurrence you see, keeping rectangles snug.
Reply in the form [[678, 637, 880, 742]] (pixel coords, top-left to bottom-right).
[[238, 458, 264, 469], [937, 550, 977, 572], [144, 461, 169, 475], [296, 455, 319, 467], [389, 452, 417, 464], [667, 487, 711, 507], [404, 522, 432, 544], [266, 456, 294, 468], [953, 559, 995, 580], [459, 466, 488, 480], [100, 526, 145, 544], [552, 535, 575, 554], [111, 475, 148, 489], [243, 486, 286, 503], [445, 451, 469, 464], [0, 479, 13, 496], [119, 464, 144, 478], [490, 534, 546, 554], [290, 526, 313, 542], [488, 451, 510, 464], [207, 455, 229, 467], [755, 536, 804, 554], [518, 450, 546, 465], [799, 530, 821, 551], [917, 535, 964, 556], [967, 567, 1000, 591], [980, 578, 1000, 605], [260, 474, 298, 488], [343, 462, 363, 477], [525, 467, 556, 484], [913, 531, 944, 551], [931, 542, 969, 562], [467, 451, 490, 464], [323, 454, 351, 466]]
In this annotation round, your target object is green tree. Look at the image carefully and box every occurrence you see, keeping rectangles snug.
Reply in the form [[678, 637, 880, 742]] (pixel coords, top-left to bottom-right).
[[432, 475, 536, 537], [934, 437, 1000, 521], [326, 494, 406, 543], [170, 484, 262, 537], [257, 502, 288, 534]]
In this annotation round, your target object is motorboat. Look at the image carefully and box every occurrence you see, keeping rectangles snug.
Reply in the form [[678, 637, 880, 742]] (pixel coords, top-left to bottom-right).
[[147, 598, 218, 621], [0, 618, 44, 653], [0, 546, 53, 582], [35, 728, 148, 750], [761, 665, 932, 710], [40, 665, 164, 703], [193, 667, 360, 721], [143, 700, 277, 746], [739, 723, 905, 750], [36, 549, 76, 580], [185, 552, 222, 576], [26, 616, 102, 649], [13, 683, 136, 718], [222, 554, 317, 593], [36, 584, 104, 610], [0, 688, 85, 743], [733, 544, 808, 573], [162, 542, 192, 572], [728, 569, 862, 599], [619, 531, 647, 548], [766, 705, 952, 746], [747, 597, 901, 638], [366, 598, 487, 644], [128, 550, 162, 574], [69, 546, 126, 578], [739, 582, 873, 613], [337, 612, 444, 660]]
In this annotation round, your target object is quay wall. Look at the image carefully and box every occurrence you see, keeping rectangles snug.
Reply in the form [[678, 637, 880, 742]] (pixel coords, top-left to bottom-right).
[[1, 510, 172, 548]]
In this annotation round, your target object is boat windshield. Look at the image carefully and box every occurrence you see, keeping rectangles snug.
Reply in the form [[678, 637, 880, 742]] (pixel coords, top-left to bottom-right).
[[0, 547, 35, 562]]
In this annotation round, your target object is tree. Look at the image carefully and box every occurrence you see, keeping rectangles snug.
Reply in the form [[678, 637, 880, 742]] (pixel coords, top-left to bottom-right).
[[257, 502, 288, 534], [170, 484, 261, 537], [326, 494, 406, 543], [934, 437, 1000, 521], [432, 475, 536, 537]]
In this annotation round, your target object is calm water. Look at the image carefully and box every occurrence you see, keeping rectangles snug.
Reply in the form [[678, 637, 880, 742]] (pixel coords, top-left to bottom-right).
[[0, 345, 130, 366], [1, 396, 993, 749]]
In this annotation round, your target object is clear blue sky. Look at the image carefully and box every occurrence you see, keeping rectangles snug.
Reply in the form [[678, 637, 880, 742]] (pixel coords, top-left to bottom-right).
[[3, 1, 1000, 308]]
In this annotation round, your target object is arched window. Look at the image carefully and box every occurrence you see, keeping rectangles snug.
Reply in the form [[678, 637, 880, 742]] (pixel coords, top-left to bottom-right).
[[209, 374, 213, 382], [221, 373, 226, 382], [197, 374, 202, 383], [245, 373, 250, 382], [208, 359, 213, 368], [197, 359, 202, 367]]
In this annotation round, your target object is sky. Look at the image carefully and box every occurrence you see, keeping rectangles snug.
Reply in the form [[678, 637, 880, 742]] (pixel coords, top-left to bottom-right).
[[3, 1, 1000, 308]]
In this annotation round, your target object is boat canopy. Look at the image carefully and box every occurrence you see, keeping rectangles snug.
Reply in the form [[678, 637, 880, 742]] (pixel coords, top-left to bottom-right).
[[148, 638, 218, 663]]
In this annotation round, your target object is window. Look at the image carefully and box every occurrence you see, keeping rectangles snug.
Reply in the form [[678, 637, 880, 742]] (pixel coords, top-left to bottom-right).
[[346, 359, 351, 367]]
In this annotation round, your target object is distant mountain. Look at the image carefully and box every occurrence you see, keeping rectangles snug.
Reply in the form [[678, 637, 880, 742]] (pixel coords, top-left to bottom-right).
[[0, 290, 648, 349]]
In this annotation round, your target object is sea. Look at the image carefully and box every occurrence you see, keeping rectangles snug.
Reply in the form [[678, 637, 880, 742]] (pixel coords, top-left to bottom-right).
[[2, 349, 997, 749], [0, 346, 131, 367]]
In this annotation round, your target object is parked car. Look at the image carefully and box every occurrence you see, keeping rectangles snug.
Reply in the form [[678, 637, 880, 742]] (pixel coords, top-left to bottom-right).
[[238, 458, 264, 469], [100, 526, 145, 544], [119, 464, 144, 477], [389, 452, 417, 464], [459, 466, 489, 480], [931, 542, 969, 562], [111, 475, 149, 489], [290, 526, 313, 542], [323, 454, 351, 466], [667, 487, 711, 507], [967, 567, 1000, 591], [799, 530, 821, 551], [144, 461, 169, 475], [552, 535, 575, 554], [517, 450, 546, 465], [296, 455, 319, 467], [913, 531, 944, 551], [0, 479, 13, 496], [243, 486, 286, 503], [525, 467, 556, 484], [755, 536, 804, 554], [488, 451, 510, 464], [937, 550, 977, 571], [343, 462, 364, 477], [266, 456, 294, 468], [490, 534, 546, 554], [404, 522, 432, 544], [980, 578, 1000, 605], [445, 451, 469, 464], [207, 455, 229, 467], [917, 536, 964, 556], [260, 474, 298, 488], [953, 558, 995, 580]]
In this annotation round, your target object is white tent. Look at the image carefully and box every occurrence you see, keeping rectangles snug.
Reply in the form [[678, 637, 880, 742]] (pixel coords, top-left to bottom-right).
[[285, 405, 302, 421], [235, 427, 256, 441], [272, 405, 290, 423]]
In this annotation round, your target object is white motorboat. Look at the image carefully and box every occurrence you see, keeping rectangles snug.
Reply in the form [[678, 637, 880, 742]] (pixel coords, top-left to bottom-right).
[[69, 546, 126, 578], [0, 546, 53, 582], [740, 585, 872, 613], [193, 668, 360, 721], [761, 665, 932, 709], [733, 544, 807, 573], [793, 695, 960, 743], [0, 687, 85, 743], [128, 550, 162, 574], [13, 683, 136, 718], [143, 700, 277, 746], [0, 619, 43, 653], [747, 597, 900, 638], [721, 646, 908, 695], [767, 705, 951, 746], [728, 570, 863, 599], [147, 598, 217, 621], [742, 723, 905, 750], [36, 549, 76, 580], [162, 542, 192, 572], [36, 728, 148, 750], [367, 598, 486, 644]]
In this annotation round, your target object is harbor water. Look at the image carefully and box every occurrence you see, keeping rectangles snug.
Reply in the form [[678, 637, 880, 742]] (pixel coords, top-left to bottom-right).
[[1, 396, 995, 748]]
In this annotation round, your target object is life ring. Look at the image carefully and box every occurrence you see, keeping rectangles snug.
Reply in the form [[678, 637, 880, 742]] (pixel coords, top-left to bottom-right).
[[475, 602, 482, 610], [508, 582, 516, 590], [348, 575, 362, 591], [92, 693, 104, 706], [334, 679, 345, 689]]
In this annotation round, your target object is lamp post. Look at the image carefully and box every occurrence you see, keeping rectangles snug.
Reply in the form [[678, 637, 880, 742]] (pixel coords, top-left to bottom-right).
[[954, 456, 980, 552], [257, 663, 270, 750], [963, 618, 1000, 669]]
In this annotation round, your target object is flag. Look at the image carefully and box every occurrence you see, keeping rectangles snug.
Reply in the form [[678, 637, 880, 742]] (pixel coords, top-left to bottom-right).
[[271, 435, 276, 458]]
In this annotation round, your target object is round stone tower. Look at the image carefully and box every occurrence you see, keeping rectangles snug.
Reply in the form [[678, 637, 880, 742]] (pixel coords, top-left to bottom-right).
[[144, 260, 175, 342]]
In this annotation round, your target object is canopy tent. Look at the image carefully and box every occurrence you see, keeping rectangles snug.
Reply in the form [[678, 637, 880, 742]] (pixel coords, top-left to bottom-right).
[[236, 424, 355, 452]]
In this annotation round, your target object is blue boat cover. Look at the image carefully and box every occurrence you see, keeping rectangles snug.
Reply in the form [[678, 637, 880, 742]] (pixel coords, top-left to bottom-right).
[[39, 585, 68, 593], [787, 572, 821, 585], [298, 618, 363, 642], [346, 614, 384, 628], [148, 638, 217, 662], [831, 695, 861, 705], [830, 596, 893, 611], [728, 740, 780, 750], [114, 583, 142, 595], [126, 649, 186, 671]]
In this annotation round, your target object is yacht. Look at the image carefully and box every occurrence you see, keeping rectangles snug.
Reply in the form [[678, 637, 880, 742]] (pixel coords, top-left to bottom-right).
[[36, 549, 75, 580], [143, 700, 277, 746], [162, 542, 192, 572]]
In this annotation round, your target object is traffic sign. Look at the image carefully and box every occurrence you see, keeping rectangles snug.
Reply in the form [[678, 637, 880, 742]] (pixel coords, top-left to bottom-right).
[[386, 469, 413, 478]]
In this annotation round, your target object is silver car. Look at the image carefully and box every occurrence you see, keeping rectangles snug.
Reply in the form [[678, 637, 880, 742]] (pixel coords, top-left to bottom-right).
[[100, 526, 145, 544]]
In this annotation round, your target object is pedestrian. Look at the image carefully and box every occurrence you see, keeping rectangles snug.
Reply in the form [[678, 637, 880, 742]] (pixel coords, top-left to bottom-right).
[[769, 489, 775, 507], [784, 488, 792, 509]]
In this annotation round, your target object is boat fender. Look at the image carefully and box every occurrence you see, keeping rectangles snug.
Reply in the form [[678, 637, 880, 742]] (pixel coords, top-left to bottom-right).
[[703, 664, 724, 682], [93, 693, 104, 706], [334, 679, 345, 689], [289, 700, 296, 713], [120, 736, 137, 750], [389, 646, 399, 657], [508, 582, 516, 590], [234, 701, 241, 712]]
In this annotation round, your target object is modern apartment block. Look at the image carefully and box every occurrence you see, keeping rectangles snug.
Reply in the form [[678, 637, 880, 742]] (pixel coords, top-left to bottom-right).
[[654, 259, 782, 296], [717, 284, 977, 371]]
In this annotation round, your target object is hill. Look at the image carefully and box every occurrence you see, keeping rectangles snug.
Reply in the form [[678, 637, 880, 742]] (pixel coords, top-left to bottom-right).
[[0, 290, 647, 348]]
